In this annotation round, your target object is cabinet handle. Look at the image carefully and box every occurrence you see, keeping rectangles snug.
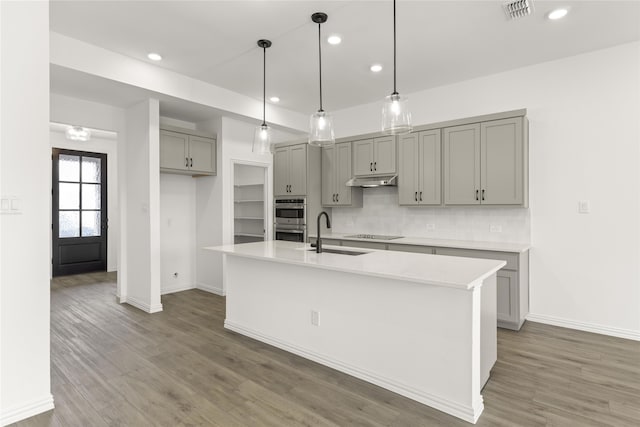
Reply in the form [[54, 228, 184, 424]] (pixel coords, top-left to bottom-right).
[[374, 161, 377, 171], [475, 190, 479, 201], [415, 192, 418, 201], [186, 157, 189, 167], [370, 162, 373, 172], [482, 189, 485, 201], [332, 194, 336, 202], [190, 158, 193, 168], [419, 191, 423, 201], [336, 193, 339, 202]]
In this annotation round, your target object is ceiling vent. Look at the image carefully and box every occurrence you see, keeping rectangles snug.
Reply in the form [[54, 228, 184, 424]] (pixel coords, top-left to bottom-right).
[[504, 0, 533, 20]]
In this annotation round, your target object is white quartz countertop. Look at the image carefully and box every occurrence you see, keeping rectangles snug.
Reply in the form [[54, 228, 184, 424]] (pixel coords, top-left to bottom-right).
[[206, 241, 506, 290], [307, 232, 531, 253]]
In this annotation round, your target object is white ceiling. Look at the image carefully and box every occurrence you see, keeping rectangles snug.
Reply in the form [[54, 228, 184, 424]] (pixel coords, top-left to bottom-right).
[[50, 0, 640, 117]]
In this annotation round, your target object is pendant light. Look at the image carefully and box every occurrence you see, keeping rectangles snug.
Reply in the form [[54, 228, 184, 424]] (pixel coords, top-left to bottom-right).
[[309, 12, 335, 147], [252, 39, 273, 154], [381, 0, 412, 135]]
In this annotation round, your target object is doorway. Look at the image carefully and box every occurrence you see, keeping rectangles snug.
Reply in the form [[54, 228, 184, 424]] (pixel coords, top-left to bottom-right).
[[52, 148, 108, 276], [233, 163, 268, 244]]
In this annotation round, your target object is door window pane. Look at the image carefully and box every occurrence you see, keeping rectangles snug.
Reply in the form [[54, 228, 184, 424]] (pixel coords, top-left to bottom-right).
[[59, 183, 80, 209], [82, 211, 101, 237], [59, 154, 80, 182], [82, 184, 101, 209], [59, 211, 80, 237], [82, 157, 101, 183]]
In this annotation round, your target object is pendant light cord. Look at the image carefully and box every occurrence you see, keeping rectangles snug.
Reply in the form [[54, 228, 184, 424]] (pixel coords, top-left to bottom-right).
[[393, 0, 398, 95], [318, 22, 323, 112], [262, 44, 267, 126]]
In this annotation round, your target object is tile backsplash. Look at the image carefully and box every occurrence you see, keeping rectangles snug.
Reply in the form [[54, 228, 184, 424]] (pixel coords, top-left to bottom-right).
[[331, 187, 530, 243]]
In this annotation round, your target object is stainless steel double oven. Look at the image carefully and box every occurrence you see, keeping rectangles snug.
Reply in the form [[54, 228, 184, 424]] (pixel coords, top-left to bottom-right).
[[274, 198, 306, 242]]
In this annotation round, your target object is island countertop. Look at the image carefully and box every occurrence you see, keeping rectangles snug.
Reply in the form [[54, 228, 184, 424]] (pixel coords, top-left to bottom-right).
[[207, 241, 506, 290]]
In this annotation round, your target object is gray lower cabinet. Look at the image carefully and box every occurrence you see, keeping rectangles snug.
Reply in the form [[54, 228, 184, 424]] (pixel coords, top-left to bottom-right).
[[160, 128, 216, 176], [341, 240, 387, 250], [353, 136, 396, 176], [322, 142, 362, 207], [443, 117, 526, 206], [434, 246, 528, 330], [274, 144, 307, 196], [398, 130, 441, 205], [387, 244, 434, 254]]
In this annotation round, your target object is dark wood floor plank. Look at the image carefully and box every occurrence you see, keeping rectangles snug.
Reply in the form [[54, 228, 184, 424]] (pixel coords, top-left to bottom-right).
[[9, 271, 640, 427]]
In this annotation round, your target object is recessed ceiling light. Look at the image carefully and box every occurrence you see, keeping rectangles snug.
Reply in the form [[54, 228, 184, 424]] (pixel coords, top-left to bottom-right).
[[547, 8, 568, 20], [269, 96, 280, 103], [370, 64, 383, 73], [327, 35, 342, 45], [147, 52, 162, 61]]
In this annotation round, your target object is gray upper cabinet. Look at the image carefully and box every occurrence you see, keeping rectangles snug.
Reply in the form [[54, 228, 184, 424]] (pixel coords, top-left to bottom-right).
[[481, 118, 524, 205], [399, 130, 441, 205], [443, 123, 481, 205], [444, 117, 526, 206], [160, 128, 216, 176], [353, 136, 396, 176], [322, 142, 362, 207], [274, 144, 307, 196]]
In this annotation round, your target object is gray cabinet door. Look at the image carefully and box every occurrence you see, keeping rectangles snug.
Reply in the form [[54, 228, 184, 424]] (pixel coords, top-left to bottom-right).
[[443, 123, 481, 205], [353, 139, 374, 176], [288, 144, 307, 196], [160, 130, 188, 171], [373, 136, 396, 174], [321, 145, 335, 206], [188, 135, 216, 174], [496, 270, 518, 325], [481, 118, 523, 205], [335, 142, 352, 205], [398, 133, 419, 205], [418, 130, 441, 205], [273, 147, 290, 196]]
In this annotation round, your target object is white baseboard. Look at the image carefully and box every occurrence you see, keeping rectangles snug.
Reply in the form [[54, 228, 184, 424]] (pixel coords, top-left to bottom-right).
[[225, 320, 482, 423], [125, 296, 163, 313], [196, 282, 225, 296], [527, 313, 640, 341], [161, 284, 196, 295], [1, 394, 54, 426]]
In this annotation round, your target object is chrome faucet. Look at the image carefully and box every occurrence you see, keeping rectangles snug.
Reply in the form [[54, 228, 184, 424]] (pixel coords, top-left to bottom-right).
[[316, 211, 331, 253]]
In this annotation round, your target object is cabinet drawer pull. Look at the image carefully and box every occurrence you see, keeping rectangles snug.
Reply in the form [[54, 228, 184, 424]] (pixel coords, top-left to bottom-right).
[[482, 189, 485, 201], [415, 192, 418, 201], [374, 161, 377, 171], [475, 190, 479, 201], [419, 191, 422, 201]]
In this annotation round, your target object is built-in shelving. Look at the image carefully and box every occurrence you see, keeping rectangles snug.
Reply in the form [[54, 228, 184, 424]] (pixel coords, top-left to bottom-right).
[[234, 166, 266, 244]]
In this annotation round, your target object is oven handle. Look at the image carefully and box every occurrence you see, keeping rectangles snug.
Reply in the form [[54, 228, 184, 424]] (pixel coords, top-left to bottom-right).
[[275, 203, 305, 209], [276, 229, 305, 234]]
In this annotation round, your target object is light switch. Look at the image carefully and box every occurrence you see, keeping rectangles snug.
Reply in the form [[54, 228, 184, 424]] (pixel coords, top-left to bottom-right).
[[578, 200, 591, 214], [0, 199, 9, 210]]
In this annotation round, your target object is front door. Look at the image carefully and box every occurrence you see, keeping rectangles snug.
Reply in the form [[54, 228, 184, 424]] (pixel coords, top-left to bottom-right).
[[52, 149, 108, 276]]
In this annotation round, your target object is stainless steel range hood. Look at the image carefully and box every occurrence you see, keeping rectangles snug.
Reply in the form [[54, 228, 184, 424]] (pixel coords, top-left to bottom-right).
[[345, 175, 397, 187]]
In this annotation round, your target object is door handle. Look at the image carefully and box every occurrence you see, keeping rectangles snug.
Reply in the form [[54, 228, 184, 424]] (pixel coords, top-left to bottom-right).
[[374, 161, 377, 171], [419, 191, 423, 201], [482, 189, 485, 201], [415, 192, 418, 201], [475, 189, 479, 201]]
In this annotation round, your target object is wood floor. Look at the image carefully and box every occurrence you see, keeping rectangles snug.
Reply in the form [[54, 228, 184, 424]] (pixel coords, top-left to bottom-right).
[[12, 272, 640, 427]]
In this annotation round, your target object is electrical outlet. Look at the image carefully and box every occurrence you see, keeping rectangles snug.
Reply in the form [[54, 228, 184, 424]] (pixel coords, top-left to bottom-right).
[[311, 310, 320, 326], [426, 223, 436, 231], [490, 225, 502, 233], [578, 200, 591, 214]]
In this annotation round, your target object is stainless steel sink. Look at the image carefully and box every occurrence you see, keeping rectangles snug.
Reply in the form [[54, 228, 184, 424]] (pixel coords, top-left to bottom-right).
[[308, 248, 368, 256]]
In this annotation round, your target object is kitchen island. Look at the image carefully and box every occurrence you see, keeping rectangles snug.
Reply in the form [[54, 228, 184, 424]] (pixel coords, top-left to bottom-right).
[[207, 241, 506, 423]]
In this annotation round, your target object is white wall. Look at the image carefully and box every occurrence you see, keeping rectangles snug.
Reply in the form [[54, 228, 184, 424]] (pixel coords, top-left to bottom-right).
[[123, 99, 162, 313], [160, 173, 196, 294], [0, 1, 53, 424], [333, 42, 640, 339], [50, 131, 119, 272]]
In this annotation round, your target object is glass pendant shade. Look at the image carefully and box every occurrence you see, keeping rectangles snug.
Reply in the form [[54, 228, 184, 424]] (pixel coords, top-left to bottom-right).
[[382, 93, 412, 135], [252, 123, 272, 154], [309, 110, 335, 146]]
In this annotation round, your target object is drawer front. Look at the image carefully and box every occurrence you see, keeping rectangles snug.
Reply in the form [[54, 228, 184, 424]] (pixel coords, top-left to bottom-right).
[[340, 240, 387, 250], [387, 244, 435, 254], [320, 238, 342, 247], [434, 247, 518, 270]]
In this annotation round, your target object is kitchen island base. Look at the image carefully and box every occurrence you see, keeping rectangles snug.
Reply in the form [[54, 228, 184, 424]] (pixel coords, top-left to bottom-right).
[[221, 250, 499, 424]]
